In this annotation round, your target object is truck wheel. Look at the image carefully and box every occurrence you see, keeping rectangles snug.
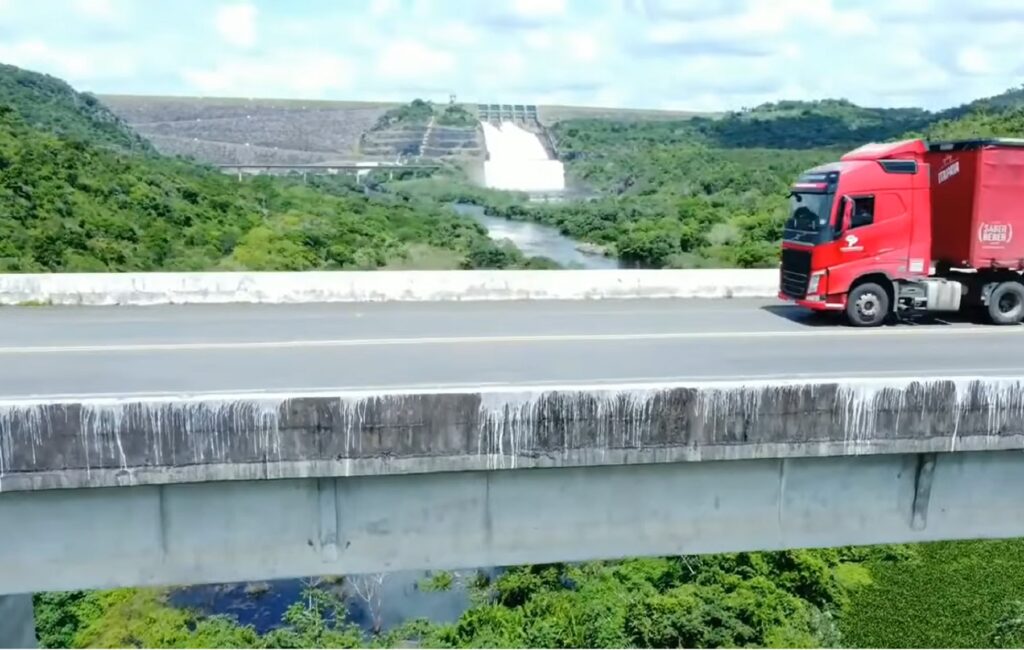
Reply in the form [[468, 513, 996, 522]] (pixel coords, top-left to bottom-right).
[[987, 281, 1024, 324], [846, 282, 889, 327]]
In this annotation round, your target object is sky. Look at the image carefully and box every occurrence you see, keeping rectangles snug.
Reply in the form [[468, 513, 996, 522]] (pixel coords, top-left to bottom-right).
[[0, 0, 1022, 112]]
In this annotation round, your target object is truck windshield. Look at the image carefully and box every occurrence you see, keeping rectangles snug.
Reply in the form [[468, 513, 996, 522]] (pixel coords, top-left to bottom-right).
[[783, 192, 835, 245]]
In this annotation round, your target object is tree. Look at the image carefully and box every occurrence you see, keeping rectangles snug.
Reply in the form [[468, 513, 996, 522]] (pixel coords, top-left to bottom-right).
[[347, 573, 386, 635]]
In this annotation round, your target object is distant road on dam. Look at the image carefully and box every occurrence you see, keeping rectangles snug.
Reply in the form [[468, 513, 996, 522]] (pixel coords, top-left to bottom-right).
[[2, 298, 1024, 398]]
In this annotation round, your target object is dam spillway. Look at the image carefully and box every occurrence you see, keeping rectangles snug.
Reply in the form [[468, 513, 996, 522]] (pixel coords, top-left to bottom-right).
[[480, 120, 565, 193]]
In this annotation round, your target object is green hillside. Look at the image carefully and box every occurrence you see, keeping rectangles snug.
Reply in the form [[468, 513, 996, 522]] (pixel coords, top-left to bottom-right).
[[919, 106, 1024, 141], [0, 63, 153, 153], [0, 64, 551, 273], [939, 84, 1024, 120]]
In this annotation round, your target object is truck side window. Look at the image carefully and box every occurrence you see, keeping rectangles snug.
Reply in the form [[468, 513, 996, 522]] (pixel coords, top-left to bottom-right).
[[851, 196, 874, 229]]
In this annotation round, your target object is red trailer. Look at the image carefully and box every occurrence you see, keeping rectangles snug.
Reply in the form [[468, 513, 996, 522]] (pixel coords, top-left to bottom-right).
[[778, 138, 1024, 326], [928, 142, 1024, 269]]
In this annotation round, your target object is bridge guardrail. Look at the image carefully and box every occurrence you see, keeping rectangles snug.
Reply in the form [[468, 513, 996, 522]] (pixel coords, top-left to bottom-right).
[[0, 269, 779, 306]]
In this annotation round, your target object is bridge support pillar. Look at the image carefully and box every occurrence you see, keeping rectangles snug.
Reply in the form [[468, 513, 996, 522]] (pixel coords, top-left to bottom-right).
[[0, 594, 36, 648]]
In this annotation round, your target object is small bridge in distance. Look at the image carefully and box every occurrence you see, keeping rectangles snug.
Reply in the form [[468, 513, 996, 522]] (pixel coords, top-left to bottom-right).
[[215, 161, 441, 180]]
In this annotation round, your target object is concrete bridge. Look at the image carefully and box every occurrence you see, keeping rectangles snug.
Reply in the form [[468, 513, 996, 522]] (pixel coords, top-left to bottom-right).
[[215, 161, 440, 180], [4, 270, 1024, 646]]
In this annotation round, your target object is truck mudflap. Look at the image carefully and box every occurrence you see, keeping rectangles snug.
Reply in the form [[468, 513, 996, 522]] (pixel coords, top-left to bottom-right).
[[777, 291, 846, 311]]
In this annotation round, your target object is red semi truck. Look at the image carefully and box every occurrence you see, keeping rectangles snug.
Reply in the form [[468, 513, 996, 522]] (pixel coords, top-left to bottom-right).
[[778, 137, 1024, 326]]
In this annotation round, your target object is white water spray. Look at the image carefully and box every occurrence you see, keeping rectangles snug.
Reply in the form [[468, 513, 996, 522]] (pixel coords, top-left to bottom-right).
[[480, 120, 565, 192]]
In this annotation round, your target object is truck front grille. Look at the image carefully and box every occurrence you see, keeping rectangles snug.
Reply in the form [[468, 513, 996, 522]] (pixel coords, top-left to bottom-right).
[[780, 248, 812, 298]]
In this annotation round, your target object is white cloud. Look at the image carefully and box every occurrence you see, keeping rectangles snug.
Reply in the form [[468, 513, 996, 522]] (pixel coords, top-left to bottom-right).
[[369, 0, 397, 17], [2, 0, 1021, 112], [523, 29, 554, 50], [646, 0, 876, 53], [511, 0, 567, 19], [496, 51, 527, 78], [955, 47, 993, 75], [435, 22, 479, 47], [0, 38, 139, 81], [71, 0, 117, 21], [214, 3, 257, 48], [0, 39, 94, 78], [182, 52, 356, 96], [565, 31, 600, 63], [374, 40, 455, 80]]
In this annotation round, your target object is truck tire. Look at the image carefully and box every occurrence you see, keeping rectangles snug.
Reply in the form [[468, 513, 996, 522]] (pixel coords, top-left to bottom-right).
[[846, 282, 889, 327], [986, 281, 1024, 325]]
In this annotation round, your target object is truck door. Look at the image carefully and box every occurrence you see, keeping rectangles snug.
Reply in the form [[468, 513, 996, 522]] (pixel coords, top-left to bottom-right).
[[828, 192, 911, 289]]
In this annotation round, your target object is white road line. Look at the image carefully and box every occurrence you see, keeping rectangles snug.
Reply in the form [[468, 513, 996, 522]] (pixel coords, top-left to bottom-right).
[[5, 367, 1024, 402], [0, 324, 1020, 354]]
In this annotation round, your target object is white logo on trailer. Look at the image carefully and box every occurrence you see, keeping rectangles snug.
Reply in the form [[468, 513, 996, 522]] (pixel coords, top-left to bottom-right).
[[938, 160, 960, 183], [979, 222, 1013, 246]]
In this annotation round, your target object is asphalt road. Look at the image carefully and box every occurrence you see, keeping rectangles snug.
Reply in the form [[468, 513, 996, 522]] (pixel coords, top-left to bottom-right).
[[1, 298, 1024, 398]]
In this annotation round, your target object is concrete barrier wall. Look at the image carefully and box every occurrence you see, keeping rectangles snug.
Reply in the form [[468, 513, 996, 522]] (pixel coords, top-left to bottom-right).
[[0, 269, 779, 306], [3, 375, 1024, 493]]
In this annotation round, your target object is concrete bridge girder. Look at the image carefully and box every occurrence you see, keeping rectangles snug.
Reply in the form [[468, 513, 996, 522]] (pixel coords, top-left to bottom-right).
[[0, 450, 1020, 597]]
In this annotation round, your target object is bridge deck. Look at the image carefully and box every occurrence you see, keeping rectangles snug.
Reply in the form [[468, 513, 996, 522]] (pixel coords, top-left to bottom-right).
[[0, 298, 1021, 398]]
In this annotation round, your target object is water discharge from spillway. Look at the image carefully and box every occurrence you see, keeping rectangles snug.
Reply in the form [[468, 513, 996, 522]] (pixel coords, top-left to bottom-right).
[[480, 121, 566, 192]]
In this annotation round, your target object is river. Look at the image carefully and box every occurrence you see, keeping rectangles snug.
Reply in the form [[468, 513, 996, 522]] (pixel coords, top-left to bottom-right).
[[170, 569, 485, 636], [453, 203, 622, 269]]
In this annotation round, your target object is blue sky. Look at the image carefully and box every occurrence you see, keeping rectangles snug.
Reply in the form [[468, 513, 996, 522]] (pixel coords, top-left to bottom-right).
[[1, 0, 1022, 111]]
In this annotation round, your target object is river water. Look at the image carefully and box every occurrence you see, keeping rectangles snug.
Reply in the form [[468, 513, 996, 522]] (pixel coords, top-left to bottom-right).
[[171, 570, 481, 636], [453, 203, 621, 269]]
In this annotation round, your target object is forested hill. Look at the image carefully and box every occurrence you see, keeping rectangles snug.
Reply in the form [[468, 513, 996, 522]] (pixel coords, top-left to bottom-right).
[[467, 84, 1024, 270], [0, 64, 153, 153], [554, 87, 1024, 155], [939, 84, 1024, 121], [0, 64, 553, 273]]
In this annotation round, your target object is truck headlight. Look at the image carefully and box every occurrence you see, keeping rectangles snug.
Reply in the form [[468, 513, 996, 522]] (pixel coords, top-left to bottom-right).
[[808, 271, 824, 295]]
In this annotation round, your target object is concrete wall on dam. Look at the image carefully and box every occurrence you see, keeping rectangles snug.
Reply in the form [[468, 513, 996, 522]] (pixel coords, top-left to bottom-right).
[[3, 376, 1024, 493]]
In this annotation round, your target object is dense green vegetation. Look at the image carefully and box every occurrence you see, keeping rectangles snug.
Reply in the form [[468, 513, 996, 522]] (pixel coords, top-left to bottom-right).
[[841, 539, 1024, 648], [555, 98, 933, 154], [436, 104, 477, 128], [917, 106, 1024, 142], [371, 98, 477, 129], [0, 66, 551, 272], [33, 541, 1024, 649], [0, 63, 153, 154], [372, 98, 435, 128], [941, 84, 1024, 120]]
